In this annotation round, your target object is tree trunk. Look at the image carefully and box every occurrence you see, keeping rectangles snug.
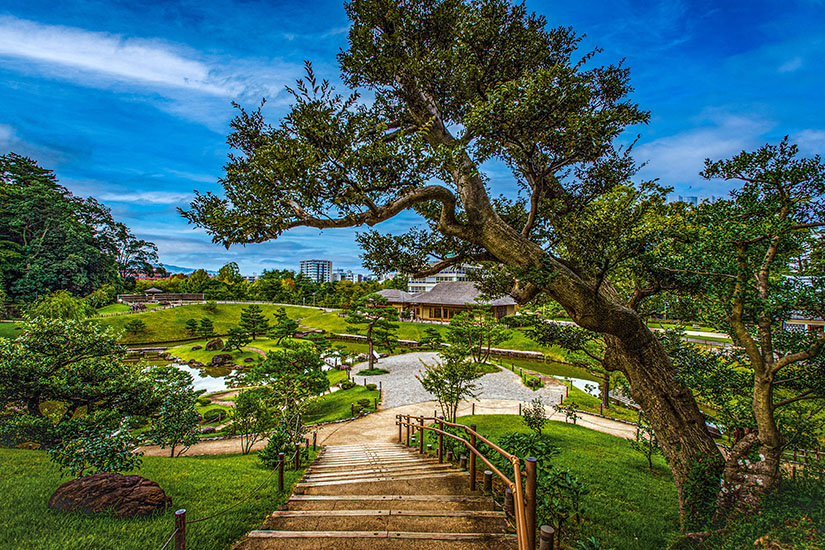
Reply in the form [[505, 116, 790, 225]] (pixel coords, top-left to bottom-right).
[[367, 325, 375, 371], [600, 373, 610, 410], [603, 332, 723, 529]]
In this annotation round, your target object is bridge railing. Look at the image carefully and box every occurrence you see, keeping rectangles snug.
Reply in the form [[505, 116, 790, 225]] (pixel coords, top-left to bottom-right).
[[396, 414, 537, 550]]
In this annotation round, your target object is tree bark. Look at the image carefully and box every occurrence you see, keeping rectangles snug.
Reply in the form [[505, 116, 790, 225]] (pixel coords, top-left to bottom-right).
[[600, 373, 611, 410]]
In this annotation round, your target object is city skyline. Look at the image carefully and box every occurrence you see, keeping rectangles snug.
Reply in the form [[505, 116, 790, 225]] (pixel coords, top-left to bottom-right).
[[1, 0, 823, 273]]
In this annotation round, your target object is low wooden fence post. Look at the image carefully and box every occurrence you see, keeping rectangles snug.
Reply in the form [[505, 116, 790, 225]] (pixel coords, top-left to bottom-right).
[[469, 424, 477, 491], [398, 415, 402, 443], [526, 457, 538, 550], [483, 470, 493, 492], [504, 488, 514, 519], [278, 452, 285, 491], [418, 417, 424, 453], [294, 443, 301, 469], [405, 415, 410, 446], [539, 525, 555, 550], [312, 431, 317, 450], [437, 418, 444, 463], [175, 509, 186, 550]]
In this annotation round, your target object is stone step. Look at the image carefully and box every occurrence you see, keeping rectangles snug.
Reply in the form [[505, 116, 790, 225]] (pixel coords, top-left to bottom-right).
[[287, 494, 496, 512], [304, 464, 454, 481], [308, 458, 441, 470], [260, 509, 508, 533], [243, 530, 518, 550], [297, 474, 475, 496]]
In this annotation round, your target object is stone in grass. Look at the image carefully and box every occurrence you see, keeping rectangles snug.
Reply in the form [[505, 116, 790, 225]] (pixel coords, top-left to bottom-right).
[[243, 357, 255, 363], [211, 353, 233, 366], [48, 473, 171, 519], [205, 338, 224, 351], [191, 345, 203, 351]]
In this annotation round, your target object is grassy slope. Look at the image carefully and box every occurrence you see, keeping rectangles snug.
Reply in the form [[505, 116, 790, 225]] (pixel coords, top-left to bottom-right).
[[0, 322, 20, 338], [93, 303, 322, 344], [453, 414, 679, 550], [0, 448, 315, 550], [304, 386, 380, 424], [166, 339, 264, 364]]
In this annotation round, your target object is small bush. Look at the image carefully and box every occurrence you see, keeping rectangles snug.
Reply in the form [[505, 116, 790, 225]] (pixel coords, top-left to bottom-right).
[[203, 408, 227, 423], [366, 383, 377, 391], [356, 368, 389, 375], [197, 397, 211, 407], [340, 380, 356, 390], [357, 398, 371, 409]]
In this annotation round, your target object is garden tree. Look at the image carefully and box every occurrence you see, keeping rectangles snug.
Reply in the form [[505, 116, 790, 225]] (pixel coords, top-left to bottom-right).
[[447, 307, 510, 363], [304, 331, 333, 354], [184, 318, 199, 336], [270, 307, 299, 344], [345, 294, 399, 370], [239, 304, 270, 340], [216, 261, 244, 284], [0, 154, 156, 303], [183, 0, 723, 526], [669, 140, 825, 516], [84, 283, 117, 309], [422, 326, 444, 349], [247, 343, 330, 399], [417, 344, 482, 422], [0, 318, 155, 449], [48, 418, 143, 477], [525, 319, 613, 410], [226, 326, 252, 351], [24, 290, 94, 320], [146, 366, 200, 457], [630, 412, 662, 471], [197, 317, 215, 338], [124, 318, 147, 335], [231, 387, 275, 454]]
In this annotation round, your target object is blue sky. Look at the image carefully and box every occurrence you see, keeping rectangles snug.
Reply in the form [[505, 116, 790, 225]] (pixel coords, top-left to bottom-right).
[[1, 0, 823, 275]]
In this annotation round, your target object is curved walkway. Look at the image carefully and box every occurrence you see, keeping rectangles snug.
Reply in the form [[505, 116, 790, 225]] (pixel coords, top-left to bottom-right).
[[354, 352, 565, 409]]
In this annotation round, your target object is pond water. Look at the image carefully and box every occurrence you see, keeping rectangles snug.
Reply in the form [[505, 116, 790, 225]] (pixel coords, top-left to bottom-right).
[[142, 360, 239, 393], [552, 375, 601, 397]]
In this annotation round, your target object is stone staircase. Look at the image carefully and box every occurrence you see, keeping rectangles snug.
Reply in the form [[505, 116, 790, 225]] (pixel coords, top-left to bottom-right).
[[236, 442, 516, 550]]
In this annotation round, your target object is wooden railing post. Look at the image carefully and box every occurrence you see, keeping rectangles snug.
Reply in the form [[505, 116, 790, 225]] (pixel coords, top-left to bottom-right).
[[437, 418, 444, 463], [504, 488, 514, 519], [447, 450, 453, 462], [397, 415, 402, 443], [483, 470, 493, 492], [294, 443, 301, 469], [312, 431, 317, 450], [175, 509, 186, 550], [539, 525, 555, 550], [418, 417, 424, 453], [525, 457, 538, 550], [469, 424, 477, 491], [405, 415, 410, 446], [278, 452, 285, 491]]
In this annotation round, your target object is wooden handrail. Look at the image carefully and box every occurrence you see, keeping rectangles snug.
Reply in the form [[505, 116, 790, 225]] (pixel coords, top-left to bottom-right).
[[396, 414, 534, 550]]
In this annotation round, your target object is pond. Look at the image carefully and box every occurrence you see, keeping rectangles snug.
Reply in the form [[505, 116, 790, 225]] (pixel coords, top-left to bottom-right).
[[552, 375, 601, 397], [141, 360, 242, 393]]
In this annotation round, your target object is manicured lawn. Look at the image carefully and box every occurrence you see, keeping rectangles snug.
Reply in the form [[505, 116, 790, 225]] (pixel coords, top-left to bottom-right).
[[563, 384, 640, 423], [356, 368, 390, 375], [451, 415, 679, 550], [167, 339, 264, 365], [0, 322, 21, 338], [93, 303, 322, 344], [95, 303, 131, 314], [304, 386, 380, 424], [0, 448, 316, 550], [326, 369, 349, 386], [497, 357, 600, 382]]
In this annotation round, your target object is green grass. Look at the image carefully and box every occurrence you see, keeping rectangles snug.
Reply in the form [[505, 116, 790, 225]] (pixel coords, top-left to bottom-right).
[[326, 369, 349, 386], [95, 303, 130, 314], [356, 368, 390, 375], [0, 448, 316, 550], [0, 322, 21, 338], [563, 384, 640, 423], [449, 415, 679, 550], [497, 357, 600, 382], [166, 339, 264, 365], [93, 303, 322, 344], [304, 386, 380, 424]]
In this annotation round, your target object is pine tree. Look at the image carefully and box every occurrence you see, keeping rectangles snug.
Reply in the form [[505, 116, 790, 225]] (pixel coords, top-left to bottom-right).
[[197, 318, 214, 338], [239, 304, 269, 340]]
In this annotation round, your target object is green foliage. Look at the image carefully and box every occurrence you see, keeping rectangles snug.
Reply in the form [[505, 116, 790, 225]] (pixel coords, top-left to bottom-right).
[[239, 304, 270, 340], [356, 368, 389, 375], [24, 290, 93, 320], [204, 300, 218, 313], [47, 422, 142, 478], [197, 317, 215, 338], [446, 307, 510, 363], [422, 326, 443, 349], [0, 318, 154, 450], [270, 307, 299, 344], [537, 466, 590, 547], [629, 412, 662, 470], [226, 326, 252, 350], [202, 408, 227, 423], [417, 347, 482, 422], [247, 342, 330, 399], [196, 396, 211, 407], [146, 366, 200, 457], [123, 318, 147, 335], [340, 380, 356, 390], [345, 294, 399, 369], [522, 398, 548, 435], [185, 318, 199, 336], [365, 383, 377, 391], [575, 537, 615, 550], [497, 432, 559, 465], [231, 387, 275, 454]]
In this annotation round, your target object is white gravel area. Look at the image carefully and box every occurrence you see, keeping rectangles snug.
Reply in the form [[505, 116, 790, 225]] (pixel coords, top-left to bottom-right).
[[354, 351, 565, 409]]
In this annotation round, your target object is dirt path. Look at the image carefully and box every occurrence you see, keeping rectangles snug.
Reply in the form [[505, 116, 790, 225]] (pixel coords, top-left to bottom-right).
[[137, 399, 636, 457]]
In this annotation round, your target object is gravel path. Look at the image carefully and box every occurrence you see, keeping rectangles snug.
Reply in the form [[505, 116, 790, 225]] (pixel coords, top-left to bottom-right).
[[354, 352, 565, 409]]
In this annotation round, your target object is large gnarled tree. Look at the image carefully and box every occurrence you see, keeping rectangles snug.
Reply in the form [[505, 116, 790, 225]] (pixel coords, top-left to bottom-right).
[[183, 0, 721, 527]]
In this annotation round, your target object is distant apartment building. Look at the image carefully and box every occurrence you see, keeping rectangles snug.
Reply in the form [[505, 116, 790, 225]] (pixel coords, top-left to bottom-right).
[[408, 264, 477, 293], [300, 259, 332, 284], [331, 268, 355, 282]]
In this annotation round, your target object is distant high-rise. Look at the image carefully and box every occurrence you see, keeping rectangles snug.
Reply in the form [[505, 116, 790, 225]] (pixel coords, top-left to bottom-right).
[[300, 259, 332, 283]]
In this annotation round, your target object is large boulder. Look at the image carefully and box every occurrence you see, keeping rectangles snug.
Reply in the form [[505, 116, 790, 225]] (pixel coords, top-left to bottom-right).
[[191, 345, 203, 351], [205, 338, 224, 351], [211, 353, 233, 366], [48, 473, 171, 518]]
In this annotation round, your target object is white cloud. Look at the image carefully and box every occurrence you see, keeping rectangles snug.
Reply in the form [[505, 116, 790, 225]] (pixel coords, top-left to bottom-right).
[[0, 122, 15, 147], [96, 190, 192, 204], [0, 16, 240, 96], [636, 111, 773, 194], [793, 129, 825, 155], [778, 56, 803, 73]]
